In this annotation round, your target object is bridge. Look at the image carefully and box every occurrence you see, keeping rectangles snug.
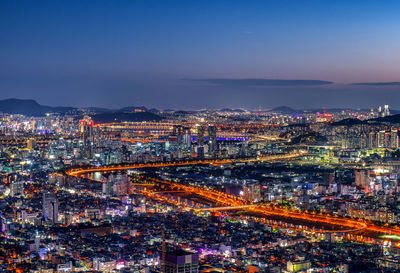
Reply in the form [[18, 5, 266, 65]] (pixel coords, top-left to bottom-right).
[[63, 151, 400, 245], [195, 205, 258, 212], [66, 151, 307, 177], [96, 122, 289, 143]]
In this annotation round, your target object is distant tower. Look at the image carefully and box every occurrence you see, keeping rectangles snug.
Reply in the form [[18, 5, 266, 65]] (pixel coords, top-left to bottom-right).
[[384, 104, 390, 117]]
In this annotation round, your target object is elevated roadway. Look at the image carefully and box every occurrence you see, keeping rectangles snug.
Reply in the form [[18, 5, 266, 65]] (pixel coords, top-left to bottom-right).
[[63, 150, 400, 245], [66, 151, 307, 177]]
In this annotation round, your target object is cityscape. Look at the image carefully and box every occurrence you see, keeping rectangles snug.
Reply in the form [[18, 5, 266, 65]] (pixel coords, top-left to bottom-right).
[[2, 1, 400, 273]]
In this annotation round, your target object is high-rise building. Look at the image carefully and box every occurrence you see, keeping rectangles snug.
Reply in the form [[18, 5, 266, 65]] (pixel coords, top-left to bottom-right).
[[324, 172, 337, 194], [80, 116, 94, 145], [368, 131, 377, 148], [323, 172, 335, 185], [390, 130, 400, 148], [43, 192, 58, 223], [49, 199, 58, 224], [196, 146, 205, 158], [197, 125, 206, 145], [355, 170, 370, 193], [113, 174, 131, 196], [103, 176, 114, 196], [164, 250, 199, 273], [173, 125, 184, 144], [242, 183, 262, 202], [208, 125, 217, 155], [27, 138, 36, 150], [183, 127, 191, 147], [384, 104, 390, 117], [10, 180, 24, 197]]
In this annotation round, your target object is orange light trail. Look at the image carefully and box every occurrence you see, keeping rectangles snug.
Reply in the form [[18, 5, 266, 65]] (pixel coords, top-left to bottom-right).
[[63, 151, 400, 245]]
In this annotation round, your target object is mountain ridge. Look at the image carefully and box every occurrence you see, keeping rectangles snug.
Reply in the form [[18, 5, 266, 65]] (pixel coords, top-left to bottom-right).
[[0, 99, 399, 118], [0, 98, 162, 122]]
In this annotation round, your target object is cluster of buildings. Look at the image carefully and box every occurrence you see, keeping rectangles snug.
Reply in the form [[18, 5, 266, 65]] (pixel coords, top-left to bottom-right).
[[1, 105, 400, 272]]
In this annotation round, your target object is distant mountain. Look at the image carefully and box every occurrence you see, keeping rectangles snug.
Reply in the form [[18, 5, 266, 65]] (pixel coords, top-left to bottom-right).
[[148, 108, 160, 113], [173, 110, 192, 115], [118, 106, 148, 113], [271, 106, 297, 113], [90, 106, 161, 114], [0, 98, 74, 116], [86, 107, 116, 113], [0, 99, 163, 122], [271, 106, 374, 114], [1, 98, 399, 122], [218, 108, 247, 113], [91, 112, 162, 124]]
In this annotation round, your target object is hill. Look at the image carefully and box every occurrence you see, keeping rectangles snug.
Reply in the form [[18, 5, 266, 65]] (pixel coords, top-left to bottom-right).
[[291, 132, 328, 145], [371, 114, 400, 124], [332, 118, 365, 126], [271, 106, 297, 113], [0, 98, 74, 116], [0, 99, 162, 120]]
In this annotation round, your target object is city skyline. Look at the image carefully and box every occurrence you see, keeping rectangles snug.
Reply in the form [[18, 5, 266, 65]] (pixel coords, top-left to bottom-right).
[[5, 1, 400, 272], [2, 0, 400, 108], [4, 1, 400, 272]]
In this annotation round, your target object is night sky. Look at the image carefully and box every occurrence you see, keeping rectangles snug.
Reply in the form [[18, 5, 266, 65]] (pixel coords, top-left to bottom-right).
[[1, 0, 400, 109]]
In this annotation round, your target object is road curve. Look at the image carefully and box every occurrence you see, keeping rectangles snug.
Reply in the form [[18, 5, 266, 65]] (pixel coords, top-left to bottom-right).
[[63, 151, 400, 245]]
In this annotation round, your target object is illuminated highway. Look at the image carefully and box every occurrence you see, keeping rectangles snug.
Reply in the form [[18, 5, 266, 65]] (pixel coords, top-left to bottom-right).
[[66, 151, 307, 177], [63, 150, 400, 246]]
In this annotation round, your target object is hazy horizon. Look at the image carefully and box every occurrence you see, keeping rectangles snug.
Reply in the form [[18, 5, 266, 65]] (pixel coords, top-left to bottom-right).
[[2, 0, 400, 108]]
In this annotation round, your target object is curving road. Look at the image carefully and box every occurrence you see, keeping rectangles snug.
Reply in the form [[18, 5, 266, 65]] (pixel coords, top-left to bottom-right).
[[66, 151, 307, 177], [63, 151, 400, 245]]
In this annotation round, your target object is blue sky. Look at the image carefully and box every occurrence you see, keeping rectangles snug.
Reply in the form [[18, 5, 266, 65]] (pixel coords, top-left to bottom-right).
[[1, 0, 400, 109]]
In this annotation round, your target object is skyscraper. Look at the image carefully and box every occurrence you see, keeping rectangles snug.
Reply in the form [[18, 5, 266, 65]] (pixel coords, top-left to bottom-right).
[[355, 170, 370, 193], [183, 127, 191, 147], [208, 125, 217, 155], [197, 125, 206, 145], [242, 183, 262, 202], [10, 180, 24, 197], [43, 192, 58, 224], [384, 104, 390, 117], [27, 138, 36, 150], [80, 116, 94, 145], [173, 125, 184, 144]]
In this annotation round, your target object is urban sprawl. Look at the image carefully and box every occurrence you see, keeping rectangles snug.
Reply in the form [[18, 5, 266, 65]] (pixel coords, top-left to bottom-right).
[[3, 105, 400, 272]]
